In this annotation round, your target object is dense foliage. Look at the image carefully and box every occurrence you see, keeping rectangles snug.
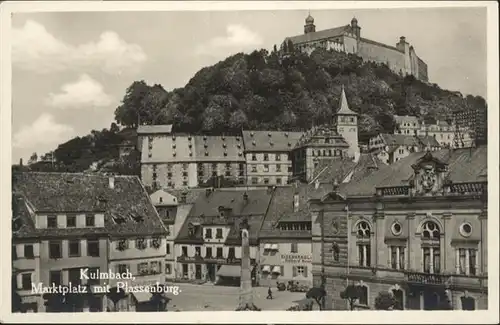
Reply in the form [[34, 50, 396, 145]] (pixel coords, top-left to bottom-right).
[[23, 47, 487, 173]]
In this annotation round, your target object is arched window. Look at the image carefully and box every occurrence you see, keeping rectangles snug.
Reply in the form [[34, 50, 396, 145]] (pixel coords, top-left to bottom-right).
[[421, 221, 441, 273], [356, 221, 371, 267], [391, 289, 404, 310], [461, 296, 475, 310]]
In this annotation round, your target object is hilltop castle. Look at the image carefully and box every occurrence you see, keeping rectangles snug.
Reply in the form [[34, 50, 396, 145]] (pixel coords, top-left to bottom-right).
[[282, 15, 429, 82]]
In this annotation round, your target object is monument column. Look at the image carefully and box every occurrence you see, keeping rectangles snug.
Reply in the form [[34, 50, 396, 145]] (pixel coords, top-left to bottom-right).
[[236, 218, 260, 311]]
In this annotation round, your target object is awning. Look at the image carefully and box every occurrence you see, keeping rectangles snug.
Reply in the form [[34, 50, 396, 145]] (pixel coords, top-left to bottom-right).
[[216, 265, 241, 277], [264, 243, 271, 249], [271, 244, 279, 250], [272, 266, 281, 274], [262, 265, 271, 273], [132, 291, 152, 303]]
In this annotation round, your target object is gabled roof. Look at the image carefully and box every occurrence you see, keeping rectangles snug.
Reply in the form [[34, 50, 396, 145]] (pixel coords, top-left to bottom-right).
[[416, 135, 440, 147], [285, 25, 350, 45], [193, 135, 245, 161], [337, 146, 487, 197], [242, 131, 303, 152], [259, 185, 311, 239], [380, 134, 421, 147], [295, 126, 349, 149], [336, 85, 358, 116], [12, 172, 167, 237], [137, 125, 173, 135]]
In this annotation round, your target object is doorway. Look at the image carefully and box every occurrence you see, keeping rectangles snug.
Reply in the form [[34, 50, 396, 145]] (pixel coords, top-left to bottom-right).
[[423, 290, 440, 310], [195, 264, 202, 280], [207, 264, 216, 282]]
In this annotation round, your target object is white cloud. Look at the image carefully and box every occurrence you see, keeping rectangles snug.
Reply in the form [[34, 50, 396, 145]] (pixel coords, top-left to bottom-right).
[[196, 24, 263, 56], [13, 113, 74, 149], [12, 20, 147, 74], [46, 74, 114, 109]]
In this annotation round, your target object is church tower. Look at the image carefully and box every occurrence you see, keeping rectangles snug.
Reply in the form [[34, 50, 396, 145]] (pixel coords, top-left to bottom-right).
[[334, 85, 359, 160], [304, 13, 316, 34]]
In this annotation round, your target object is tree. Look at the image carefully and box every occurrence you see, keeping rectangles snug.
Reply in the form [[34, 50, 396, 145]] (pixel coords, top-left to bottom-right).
[[107, 287, 127, 311], [374, 291, 396, 310], [306, 287, 327, 310], [228, 109, 249, 129], [148, 285, 171, 311], [114, 80, 150, 127], [340, 285, 363, 310]]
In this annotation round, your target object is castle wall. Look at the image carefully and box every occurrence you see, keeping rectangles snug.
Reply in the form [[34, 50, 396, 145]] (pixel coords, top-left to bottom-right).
[[417, 57, 429, 82], [343, 35, 358, 54], [358, 40, 406, 75]]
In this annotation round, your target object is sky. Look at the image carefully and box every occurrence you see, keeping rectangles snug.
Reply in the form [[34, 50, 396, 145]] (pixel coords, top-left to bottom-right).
[[10, 7, 487, 164]]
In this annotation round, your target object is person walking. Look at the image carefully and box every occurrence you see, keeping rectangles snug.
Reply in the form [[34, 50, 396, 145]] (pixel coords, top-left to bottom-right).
[[267, 286, 273, 299]]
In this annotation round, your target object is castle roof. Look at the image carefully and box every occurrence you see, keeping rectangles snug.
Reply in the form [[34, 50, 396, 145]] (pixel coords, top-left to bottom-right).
[[285, 25, 350, 45], [336, 85, 358, 115], [294, 126, 349, 149], [242, 130, 304, 152], [12, 172, 168, 238]]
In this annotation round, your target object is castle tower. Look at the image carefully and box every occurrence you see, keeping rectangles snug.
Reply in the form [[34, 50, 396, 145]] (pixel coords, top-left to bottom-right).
[[350, 17, 361, 39], [304, 13, 316, 34], [334, 85, 359, 160]]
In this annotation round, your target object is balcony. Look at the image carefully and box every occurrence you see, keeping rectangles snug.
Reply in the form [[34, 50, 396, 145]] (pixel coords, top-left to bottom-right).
[[404, 271, 451, 286]]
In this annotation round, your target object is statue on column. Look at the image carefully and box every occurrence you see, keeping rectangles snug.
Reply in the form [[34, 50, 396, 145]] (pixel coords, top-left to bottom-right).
[[236, 218, 261, 311]]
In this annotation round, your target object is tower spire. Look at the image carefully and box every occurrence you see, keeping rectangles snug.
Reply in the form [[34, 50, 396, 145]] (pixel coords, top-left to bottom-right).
[[336, 85, 358, 116]]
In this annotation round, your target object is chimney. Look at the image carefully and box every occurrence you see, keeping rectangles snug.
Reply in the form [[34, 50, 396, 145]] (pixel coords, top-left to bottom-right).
[[109, 176, 115, 189], [19, 158, 23, 166]]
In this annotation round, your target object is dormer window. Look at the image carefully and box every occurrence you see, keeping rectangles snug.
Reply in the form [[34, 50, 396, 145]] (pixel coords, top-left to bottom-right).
[[151, 237, 161, 249], [223, 143, 227, 148], [205, 151, 209, 156], [117, 239, 128, 251], [111, 213, 126, 224], [136, 238, 147, 250], [252, 141, 256, 146], [172, 144, 176, 149]]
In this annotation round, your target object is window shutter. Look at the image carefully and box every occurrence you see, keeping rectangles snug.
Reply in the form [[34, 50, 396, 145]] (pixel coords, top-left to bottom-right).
[[280, 265, 284, 276], [304, 266, 308, 276], [292, 266, 297, 277], [33, 243, 39, 257], [16, 274, 22, 289]]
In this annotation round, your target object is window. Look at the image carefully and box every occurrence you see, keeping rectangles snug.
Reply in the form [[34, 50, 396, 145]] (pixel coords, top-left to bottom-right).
[[67, 215, 76, 228], [390, 246, 405, 270], [182, 264, 188, 277], [136, 238, 147, 250], [49, 270, 62, 286], [264, 164, 269, 172], [276, 155, 281, 161], [195, 247, 201, 256], [228, 247, 235, 259], [24, 245, 34, 259], [87, 267, 100, 285], [292, 265, 307, 277], [297, 266, 305, 275], [116, 239, 128, 251], [251, 177, 258, 184], [276, 178, 282, 185], [49, 241, 62, 259], [12, 246, 17, 260], [216, 247, 223, 258], [205, 229, 212, 239], [150, 261, 161, 274], [47, 215, 57, 228], [87, 239, 100, 257], [138, 262, 148, 275], [206, 247, 213, 258], [182, 246, 188, 256], [356, 221, 371, 267], [458, 248, 477, 275], [332, 243, 340, 262], [116, 264, 128, 274], [276, 164, 281, 172], [21, 273, 32, 290], [291, 242, 298, 253], [391, 289, 404, 310], [68, 240, 81, 257], [183, 181, 188, 186], [85, 214, 95, 227], [216, 228, 223, 239], [251, 166, 257, 173], [264, 178, 270, 185], [421, 221, 440, 273], [165, 264, 172, 274], [252, 154, 257, 161], [68, 268, 81, 285]]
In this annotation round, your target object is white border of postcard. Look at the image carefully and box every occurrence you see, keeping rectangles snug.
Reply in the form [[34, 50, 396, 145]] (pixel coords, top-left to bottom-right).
[[1, 1, 499, 324]]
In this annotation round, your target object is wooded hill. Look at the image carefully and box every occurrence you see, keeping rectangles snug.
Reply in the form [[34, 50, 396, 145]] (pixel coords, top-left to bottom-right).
[[23, 47, 487, 173]]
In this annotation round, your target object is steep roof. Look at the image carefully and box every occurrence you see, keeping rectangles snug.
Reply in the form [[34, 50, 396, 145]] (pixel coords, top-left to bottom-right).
[[380, 134, 421, 147], [137, 125, 173, 134], [259, 185, 311, 239], [12, 195, 39, 239], [285, 25, 350, 45], [295, 126, 349, 149], [193, 135, 245, 162], [175, 189, 273, 245], [416, 135, 440, 147], [12, 172, 167, 237], [336, 85, 358, 116], [338, 146, 487, 197], [242, 130, 303, 152]]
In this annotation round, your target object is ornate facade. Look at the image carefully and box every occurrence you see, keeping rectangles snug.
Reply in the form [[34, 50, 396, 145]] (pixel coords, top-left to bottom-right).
[[309, 147, 488, 310]]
